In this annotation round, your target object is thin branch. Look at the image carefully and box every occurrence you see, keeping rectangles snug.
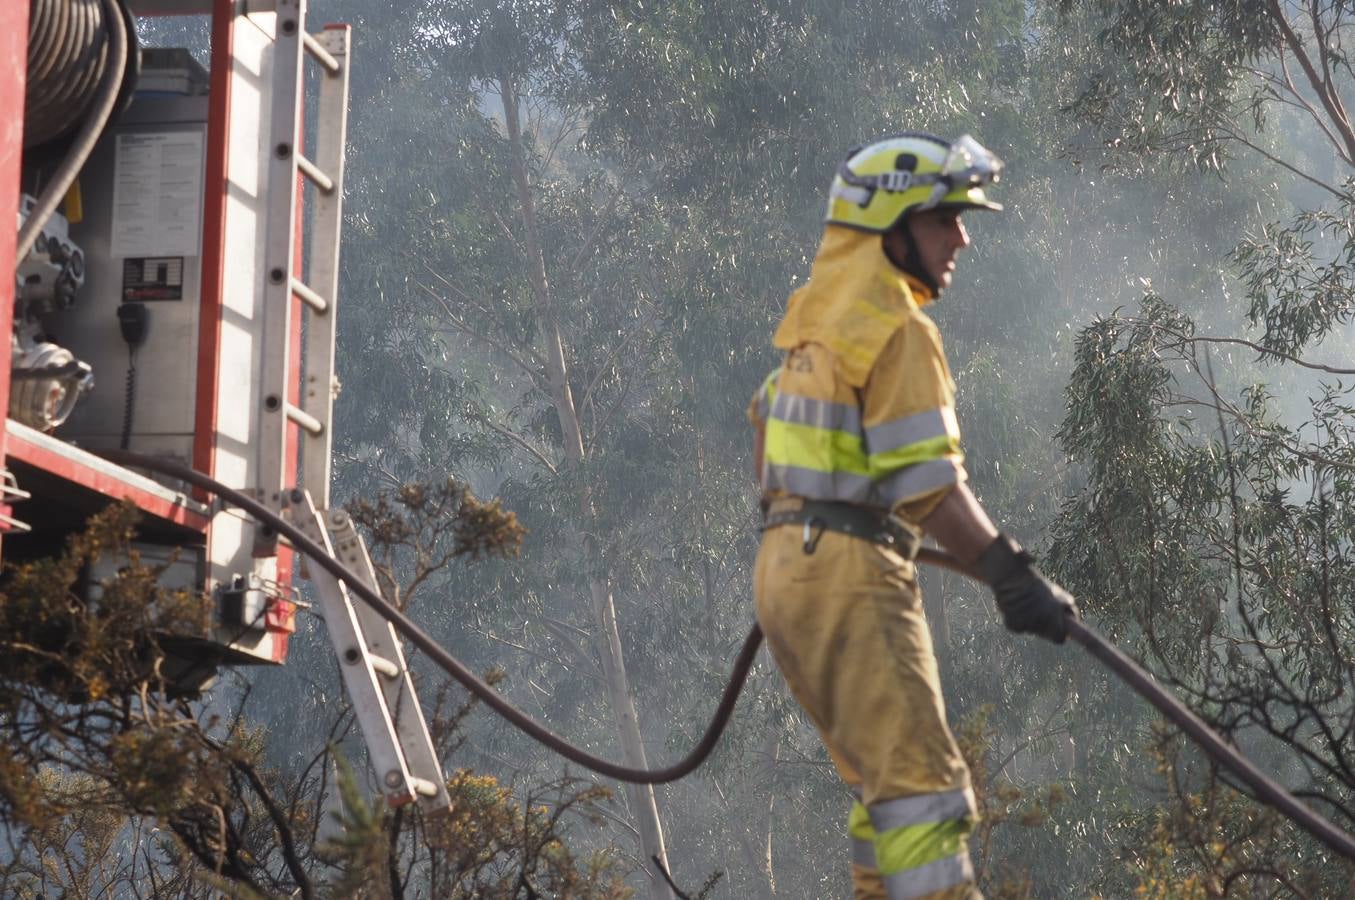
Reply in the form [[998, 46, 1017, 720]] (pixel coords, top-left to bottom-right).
[[231, 758, 316, 900], [481, 418, 559, 475], [1274, 51, 1349, 159], [468, 625, 602, 684], [1266, 0, 1355, 160], [578, 319, 653, 416], [1215, 121, 1345, 198], [415, 275, 548, 390], [568, 188, 624, 274], [1161, 330, 1355, 374]]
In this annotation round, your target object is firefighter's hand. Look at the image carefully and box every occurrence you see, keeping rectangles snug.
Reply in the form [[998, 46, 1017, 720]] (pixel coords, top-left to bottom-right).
[[975, 534, 1079, 644]]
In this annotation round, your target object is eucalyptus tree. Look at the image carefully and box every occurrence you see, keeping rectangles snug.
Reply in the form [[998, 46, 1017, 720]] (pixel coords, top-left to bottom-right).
[[1040, 0, 1355, 892], [317, 0, 1305, 894]]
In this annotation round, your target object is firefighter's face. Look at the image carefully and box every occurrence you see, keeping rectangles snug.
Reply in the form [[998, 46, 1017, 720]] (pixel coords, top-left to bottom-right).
[[906, 208, 970, 290]]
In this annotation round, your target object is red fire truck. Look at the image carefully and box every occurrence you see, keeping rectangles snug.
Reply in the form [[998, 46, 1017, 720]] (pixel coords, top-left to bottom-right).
[[5, 0, 447, 812]]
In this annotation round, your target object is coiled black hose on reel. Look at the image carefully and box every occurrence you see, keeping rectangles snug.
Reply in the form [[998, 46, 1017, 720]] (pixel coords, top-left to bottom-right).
[[101, 451, 1355, 864], [24, 0, 135, 148], [17, 0, 133, 261]]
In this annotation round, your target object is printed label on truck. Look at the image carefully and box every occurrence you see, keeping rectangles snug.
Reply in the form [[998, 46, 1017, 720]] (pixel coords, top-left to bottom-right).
[[122, 257, 185, 301], [110, 131, 205, 258]]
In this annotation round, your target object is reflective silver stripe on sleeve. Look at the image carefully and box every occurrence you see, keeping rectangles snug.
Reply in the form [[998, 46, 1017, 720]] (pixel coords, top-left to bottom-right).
[[764, 464, 874, 504], [867, 787, 976, 833], [864, 407, 957, 453], [770, 392, 862, 435], [852, 837, 878, 869], [874, 458, 962, 505], [881, 851, 974, 900]]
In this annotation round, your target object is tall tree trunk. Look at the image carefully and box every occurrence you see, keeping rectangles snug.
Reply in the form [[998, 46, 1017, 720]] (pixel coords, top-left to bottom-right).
[[719, 728, 779, 899], [499, 74, 675, 900]]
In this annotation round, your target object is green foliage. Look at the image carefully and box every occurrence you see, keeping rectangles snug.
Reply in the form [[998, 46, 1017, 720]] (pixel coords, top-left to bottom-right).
[[287, 0, 1355, 895], [0, 502, 211, 702], [1232, 187, 1355, 354], [0, 487, 628, 897], [1049, 291, 1355, 891], [1061, 0, 1280, 172]]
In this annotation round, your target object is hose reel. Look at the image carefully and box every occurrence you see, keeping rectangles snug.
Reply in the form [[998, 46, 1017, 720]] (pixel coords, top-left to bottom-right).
[[24, 0, 139, 152]]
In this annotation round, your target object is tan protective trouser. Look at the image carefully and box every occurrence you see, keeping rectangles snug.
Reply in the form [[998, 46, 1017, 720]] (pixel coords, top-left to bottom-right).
[[755, 524, 980, 900]]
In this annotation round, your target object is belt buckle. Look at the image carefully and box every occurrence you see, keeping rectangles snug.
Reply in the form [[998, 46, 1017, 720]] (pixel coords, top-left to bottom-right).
[[802, 516, 826, 555]]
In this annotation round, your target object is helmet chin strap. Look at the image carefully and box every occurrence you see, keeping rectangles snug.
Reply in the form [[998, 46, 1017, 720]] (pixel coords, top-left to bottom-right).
[[883, 220, 940, 295]]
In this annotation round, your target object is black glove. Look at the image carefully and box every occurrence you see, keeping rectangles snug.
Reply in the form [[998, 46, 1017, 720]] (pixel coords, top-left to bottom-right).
[[975, 534, 1079, 644]]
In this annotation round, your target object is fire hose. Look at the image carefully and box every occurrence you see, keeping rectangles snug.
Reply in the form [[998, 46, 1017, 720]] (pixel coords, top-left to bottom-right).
[[104, 451, 1355, 863]]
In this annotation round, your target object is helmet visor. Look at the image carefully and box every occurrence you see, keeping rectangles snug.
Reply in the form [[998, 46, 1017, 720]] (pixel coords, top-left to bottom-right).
[[940, 135, 1003, 188]]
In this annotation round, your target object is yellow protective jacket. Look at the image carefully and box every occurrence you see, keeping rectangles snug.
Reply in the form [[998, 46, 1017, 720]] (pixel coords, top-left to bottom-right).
[[749, 225, 966, 524]]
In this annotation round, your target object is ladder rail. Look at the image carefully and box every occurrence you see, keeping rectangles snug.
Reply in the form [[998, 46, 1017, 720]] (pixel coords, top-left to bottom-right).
[[257, 0, 306, 510], [299, 25, 350, 509]]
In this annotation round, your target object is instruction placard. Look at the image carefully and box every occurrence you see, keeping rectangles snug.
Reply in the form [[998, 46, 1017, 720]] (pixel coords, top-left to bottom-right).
[[110, 131, 204, 258]]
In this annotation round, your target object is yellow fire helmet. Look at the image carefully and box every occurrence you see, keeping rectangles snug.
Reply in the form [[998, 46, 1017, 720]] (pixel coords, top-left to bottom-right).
[[826, 132, 1004, 232]]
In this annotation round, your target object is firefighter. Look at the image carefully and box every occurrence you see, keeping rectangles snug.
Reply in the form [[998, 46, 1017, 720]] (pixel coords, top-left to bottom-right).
[[749, 133, 1078, 899]]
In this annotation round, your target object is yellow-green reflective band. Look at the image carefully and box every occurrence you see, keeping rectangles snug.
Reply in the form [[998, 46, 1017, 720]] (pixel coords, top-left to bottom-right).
[[867, 434, 960, 478], [881, 850, 974, 900], [875, 457, 962, 505], [764, 419, 870, 476], [849, 800, 879, 867], [864, 408, 958, 456], [873, 816, 972, 877], [849, 800, 875, 841]]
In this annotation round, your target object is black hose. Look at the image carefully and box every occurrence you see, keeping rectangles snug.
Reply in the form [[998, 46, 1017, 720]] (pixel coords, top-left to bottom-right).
[[25, 0, 109, 148], [100, 451, 1355, 862], [17, 0, 129, 261], [102, 450, 760, 784], [1065, 618, 1355, 862]]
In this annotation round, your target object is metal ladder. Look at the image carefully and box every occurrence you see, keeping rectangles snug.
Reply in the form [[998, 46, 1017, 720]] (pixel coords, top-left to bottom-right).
[[257, 5, 449, 814], [287, 489, 450, 812], [259, 0, 347, 511]]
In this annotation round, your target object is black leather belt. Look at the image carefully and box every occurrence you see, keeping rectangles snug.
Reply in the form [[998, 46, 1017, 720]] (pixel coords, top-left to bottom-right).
[[762, 499, 920, 556]]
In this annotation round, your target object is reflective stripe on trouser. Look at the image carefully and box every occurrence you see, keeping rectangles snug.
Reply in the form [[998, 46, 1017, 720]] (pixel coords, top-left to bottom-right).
[[754, 524, 979, 900], [850, 795, 976, 899]]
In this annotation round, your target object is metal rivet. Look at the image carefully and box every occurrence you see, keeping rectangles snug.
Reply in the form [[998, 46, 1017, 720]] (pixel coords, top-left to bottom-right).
[[384, 770, 403, 788], [269, 267, 285, 283], [264, 394, 281, 411], [343, 648, 360, 664], [275, 142, 292, 159], [281, 19, 297, 35]]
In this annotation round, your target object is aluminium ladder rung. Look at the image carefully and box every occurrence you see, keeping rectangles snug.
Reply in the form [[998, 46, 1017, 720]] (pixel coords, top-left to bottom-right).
[[291, 276, 329, 313], [297, 153, 335, 193], [342, 645, 399, 679], [285, 402, 324, 436], [366, 653, 400, 679], [302, 30, 340, 74], [410, 778, 440, 798]]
